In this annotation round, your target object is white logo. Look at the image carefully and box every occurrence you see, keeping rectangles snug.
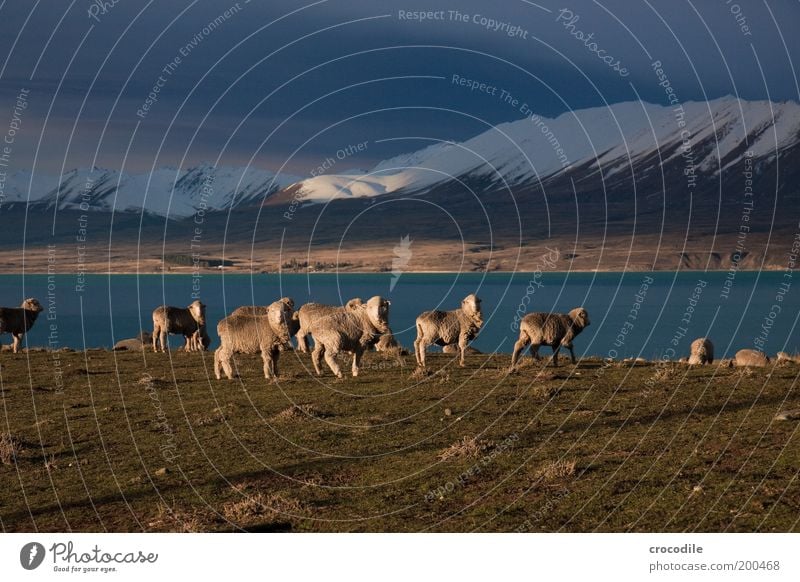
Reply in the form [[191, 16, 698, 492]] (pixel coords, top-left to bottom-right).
[[390, 235, 413, 291]]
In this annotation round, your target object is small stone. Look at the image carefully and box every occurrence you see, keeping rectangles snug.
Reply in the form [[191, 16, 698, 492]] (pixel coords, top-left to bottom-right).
[[444, 408, 452, 416]]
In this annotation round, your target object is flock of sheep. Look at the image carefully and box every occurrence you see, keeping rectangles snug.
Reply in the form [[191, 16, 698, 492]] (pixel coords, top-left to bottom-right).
[[0, 295, 795, 377]]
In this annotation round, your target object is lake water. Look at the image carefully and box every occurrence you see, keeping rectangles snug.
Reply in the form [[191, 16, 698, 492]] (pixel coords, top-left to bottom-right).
[[1, 272, 798, 359]]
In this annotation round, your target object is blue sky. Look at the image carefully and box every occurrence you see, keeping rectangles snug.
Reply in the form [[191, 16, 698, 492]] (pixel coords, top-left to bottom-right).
[[0, 0, 797, 174]]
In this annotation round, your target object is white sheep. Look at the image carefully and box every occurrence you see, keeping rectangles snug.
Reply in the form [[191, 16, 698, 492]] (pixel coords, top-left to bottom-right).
[[214, 298, 294, 380], [308, 296, 391, 378], [510, 307, 590, 368], [232, 298, 300, 339], [413, 294, 483, 368], [295, 298, 363, 353], [0, 298, 44, 353], [687, 337, 714, 365], [152, 300, 207, 353], [732, 348, 770, 367]]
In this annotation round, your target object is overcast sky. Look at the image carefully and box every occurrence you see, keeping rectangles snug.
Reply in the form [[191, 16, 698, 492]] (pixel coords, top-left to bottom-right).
[[0, 0, 797, 175]]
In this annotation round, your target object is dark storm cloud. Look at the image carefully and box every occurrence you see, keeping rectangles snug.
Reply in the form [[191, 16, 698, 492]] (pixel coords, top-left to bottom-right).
[[0, 0, 797, 174]]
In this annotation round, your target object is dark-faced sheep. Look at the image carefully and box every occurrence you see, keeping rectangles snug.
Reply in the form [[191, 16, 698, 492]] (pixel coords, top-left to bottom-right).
[[0, 298, 44, 353], [688, 337, 714, 365], [214, 299, 294, 380], [295, 298, 363, 353], [414, 294, 483, 368], [308, 296, 391, 378], [510, 307, 590, 368], [152, 300, 206, 353]]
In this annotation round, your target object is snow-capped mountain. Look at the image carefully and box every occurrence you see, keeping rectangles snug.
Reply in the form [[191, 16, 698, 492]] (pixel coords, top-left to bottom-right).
[[0, 164, 299, 218], [292, 96, 800, 202]]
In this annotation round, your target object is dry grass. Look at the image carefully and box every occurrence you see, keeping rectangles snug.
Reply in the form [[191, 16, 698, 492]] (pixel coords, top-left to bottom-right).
[[0, 433, 21, 465], [534, 459, 577, 482], [272, 404, 320, 422], [438, 436, 493, 461], [222, 492, 303, 524], [148, 501, 209, 532], [652, 364, 677, 382]]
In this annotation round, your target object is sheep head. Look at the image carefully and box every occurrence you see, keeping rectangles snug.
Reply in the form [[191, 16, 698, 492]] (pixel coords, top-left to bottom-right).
[[462, 294, 483, 327], [278, 297, 295, 310], [188, 300, 206, 327], [569, 307, 590, 329], [21, 298, 44, 313], [267, 299, 294, 345], [363, 296, 391, 334]]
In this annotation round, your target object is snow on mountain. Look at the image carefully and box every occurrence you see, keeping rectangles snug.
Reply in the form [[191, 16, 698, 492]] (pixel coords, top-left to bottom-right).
[[0, 164, 299, 218], [294, 97, 800, 202]]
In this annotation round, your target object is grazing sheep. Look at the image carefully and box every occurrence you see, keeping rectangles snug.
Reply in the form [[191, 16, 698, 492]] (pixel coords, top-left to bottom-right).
[[414, 294, 483, 368], [308, 296, 391, 378], [510, 307, 590, 369], [0, 298, 44, 353], [296, 298, 363, 353], [214, 299, 294, 380], [732, 348, 770, 367], [113, 331, 153, 352], [687, 337, 714, 365], [152, 300, 206, 353]]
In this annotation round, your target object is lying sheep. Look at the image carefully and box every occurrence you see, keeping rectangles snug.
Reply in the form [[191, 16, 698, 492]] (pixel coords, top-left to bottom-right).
[[510, 307, 590, 368], [152, 300, 207, 353], [113, 331, 153, 352], [732, 348, 770, 367], [214, 299, 294, 380], [308, 296, 390, 378], [414, 294, 483, 368], [687, 337, 714, 365], [296, 298, 363, 353], [0, 298, 44, 353]]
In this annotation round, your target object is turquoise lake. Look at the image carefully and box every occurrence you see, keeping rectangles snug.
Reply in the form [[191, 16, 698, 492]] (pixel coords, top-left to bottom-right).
[[1, 272, 797, 358]]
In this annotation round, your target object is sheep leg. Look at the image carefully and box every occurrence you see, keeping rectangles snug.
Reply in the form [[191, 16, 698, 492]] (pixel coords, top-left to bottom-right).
[[270, 347, 280, 378], [311, 344, 324, 376], [567, 344, 577, 364], [324, 347, 343, 379], [550, 346, 561, 367], [152, 325, 160, 352], [352, 347, 364, 377], [214, 348, 223, 379], [160, 329, 168, 353], [296, 331, 309, 353], [458, 334, 470, 367], [413, 324, 425, 367], [12, 333, 22, 354], [261, 350, 275, 379], [220, 348, 236, 379], [510, 333, 531, 369]]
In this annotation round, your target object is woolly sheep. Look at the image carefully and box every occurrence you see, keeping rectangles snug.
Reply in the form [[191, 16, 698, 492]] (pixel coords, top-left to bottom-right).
[[0, 298, 44, 353], [414, 294, 483, 368], [510, 307, 590, 368], [732, 348, 770, 367], [113, 331, 153, 352], [687, 337, 714, 365], [232, 298, 300, 340], [295, 298, 363, 353], [214, 298, 294, 380], [308, 296, 391, 378], [152, 300, 207, 353]]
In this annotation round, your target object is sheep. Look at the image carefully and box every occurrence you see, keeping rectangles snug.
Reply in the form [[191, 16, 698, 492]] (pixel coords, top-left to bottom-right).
[[687, 337, 714, 365], [232, 298, 299, 337], [214, 298, 294, 380], [414, 294, 483, 368], [0, 298, 44, 353], [295, 298, 363, 353], [510, 307, 590, 369], [732, 348, 770, 367], [113, 331, 153, 351], [307, 296, 391, 378], [776, 351, 800, 364], [152, 300, 206, 353]]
